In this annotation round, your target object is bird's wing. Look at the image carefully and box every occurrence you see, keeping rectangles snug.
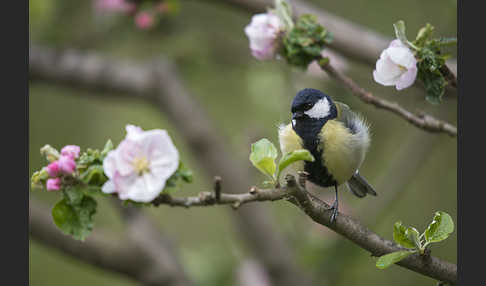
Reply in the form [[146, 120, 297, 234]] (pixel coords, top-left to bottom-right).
[[335, 101, 358, 133], [335, 101, 371, 137]]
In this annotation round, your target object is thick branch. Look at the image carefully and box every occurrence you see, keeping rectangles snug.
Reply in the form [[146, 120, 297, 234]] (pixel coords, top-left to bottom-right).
[[29, 44, 315, 286], [319, 60, 457, 136], [147, 180, 457, 284], [29, 198, 194, 286]]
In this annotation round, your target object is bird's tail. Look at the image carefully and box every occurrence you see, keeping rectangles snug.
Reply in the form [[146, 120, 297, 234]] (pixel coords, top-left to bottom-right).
[[346, 172, 377, 198]]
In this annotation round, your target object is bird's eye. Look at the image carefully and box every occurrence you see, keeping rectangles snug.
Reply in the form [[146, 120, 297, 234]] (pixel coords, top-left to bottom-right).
[[305, 103, 313, 109]]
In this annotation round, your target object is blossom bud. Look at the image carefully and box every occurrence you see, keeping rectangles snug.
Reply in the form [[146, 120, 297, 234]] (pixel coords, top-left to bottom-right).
[[40, 144, 60, 162], [61, 145, 81, 159], [46, 161, 61, 177], [46, 178, 62, 191], [58, 155, 76, 175], [135, 12, 154, 30], [244, 13, 283, 60]]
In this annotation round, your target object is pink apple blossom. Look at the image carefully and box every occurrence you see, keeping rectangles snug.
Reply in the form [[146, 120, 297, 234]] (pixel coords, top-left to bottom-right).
[[94, 0, 135, 13], [58, 155, 76, 174], [244, 13, 284, 60], [61, 145, 80, 159], [135, 12, 154, 30], [46, 161, 61, 177], [373, 39, 418, 90], [102, 125, 180, 202], [46, 178, 62, 191]]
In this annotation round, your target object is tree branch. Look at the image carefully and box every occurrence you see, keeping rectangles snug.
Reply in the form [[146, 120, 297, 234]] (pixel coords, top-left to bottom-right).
[[29, 198, 194, 286], [318, 60, 457, 136], [144, 177, 457, 285]]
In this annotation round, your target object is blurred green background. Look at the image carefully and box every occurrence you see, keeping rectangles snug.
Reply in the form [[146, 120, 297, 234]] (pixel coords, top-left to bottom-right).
[[29, 0, 457, 285]]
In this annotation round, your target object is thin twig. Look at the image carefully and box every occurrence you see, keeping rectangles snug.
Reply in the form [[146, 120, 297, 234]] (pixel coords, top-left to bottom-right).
[[318, 59, 457, 136], [152, 188, 291, 209], [214, 176, 222, 202]]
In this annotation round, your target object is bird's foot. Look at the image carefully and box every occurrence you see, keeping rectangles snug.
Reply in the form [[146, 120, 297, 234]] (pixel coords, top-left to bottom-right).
[[329, 200, 338, 224]]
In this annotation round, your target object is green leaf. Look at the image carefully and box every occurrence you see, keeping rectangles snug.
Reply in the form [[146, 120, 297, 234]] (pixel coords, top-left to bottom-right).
[[436, 37, 457, 47], [393, 222, 416, 249], [63, 186, 84, 205], [416, 47, 447, 103], [405, 227, 422, 250], [425, 211, 454, 244], [277, 149, 315, 179], [376, 251, 414, 269], [82, 186, 102, 196], [164, 161, 193, 190], [414, 23, 434, 47], [177, 162, 193, 183], [77, 148, 103, 173], [249, 139, 278, 180], [51, 196, 97, 241], [80, 164, 107, 186], [393, 20, 408, 45], [100, 139, 114, 159], [273, 0, 294, 30], [31, 168, 49, 190], [282, 14, 332, 68]]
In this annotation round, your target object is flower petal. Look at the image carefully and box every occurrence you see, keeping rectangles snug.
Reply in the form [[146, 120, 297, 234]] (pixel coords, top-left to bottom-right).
[[396, 66, 418, 90], [114, 140, 139, 176], [102, 150, 117, 178], [101, 179, 117, 194], [389, 39, 406, 48], [373, 57, 402, 86], [386, 47, 416, 69], [125, 124, 144, 140], [115, 173, 162, 202]]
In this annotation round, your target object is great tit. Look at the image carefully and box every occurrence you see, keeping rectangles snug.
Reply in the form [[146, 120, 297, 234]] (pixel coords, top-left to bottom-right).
[[278, 88, 376, 223]]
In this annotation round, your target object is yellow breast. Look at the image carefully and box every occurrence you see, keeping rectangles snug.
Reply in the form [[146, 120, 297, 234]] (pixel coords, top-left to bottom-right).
[[278, 124, 304, 180], [320, 120, 361, 185]]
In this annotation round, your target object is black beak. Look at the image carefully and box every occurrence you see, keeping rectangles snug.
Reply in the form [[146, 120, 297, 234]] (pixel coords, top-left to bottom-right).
[[292, 111, 304, 120]]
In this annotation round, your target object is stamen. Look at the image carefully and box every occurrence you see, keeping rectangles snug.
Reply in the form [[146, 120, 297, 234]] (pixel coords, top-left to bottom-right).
[[133, 156, 150, 175]]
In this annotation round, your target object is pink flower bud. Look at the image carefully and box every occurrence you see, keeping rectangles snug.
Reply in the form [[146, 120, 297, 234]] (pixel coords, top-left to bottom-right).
[[46, 161, 61, 177], [244, 13, 283, 61], [61, 145, 80, 159], [46, 178, 62, 191], [94, 0, 135, 14], [58, 155, 76, 174], [135, 12, 154, 30]]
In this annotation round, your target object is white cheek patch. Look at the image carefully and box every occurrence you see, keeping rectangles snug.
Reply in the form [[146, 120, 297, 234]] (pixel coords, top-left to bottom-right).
[[292, 119, 296, 127], [304, 98, 330, 119]]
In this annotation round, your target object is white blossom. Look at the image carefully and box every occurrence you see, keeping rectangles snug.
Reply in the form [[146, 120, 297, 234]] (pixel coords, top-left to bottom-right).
[[102, 125, 179, 202], [373, 39, 418, 90]]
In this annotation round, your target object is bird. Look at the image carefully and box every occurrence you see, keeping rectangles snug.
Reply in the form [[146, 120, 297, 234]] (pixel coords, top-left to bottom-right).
[[278, 88, 376, 223]]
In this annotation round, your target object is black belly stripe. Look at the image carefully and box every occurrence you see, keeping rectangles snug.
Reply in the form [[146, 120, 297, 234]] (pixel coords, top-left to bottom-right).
[[303, 139, 336, 188], [293, 117, 336, 188]]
